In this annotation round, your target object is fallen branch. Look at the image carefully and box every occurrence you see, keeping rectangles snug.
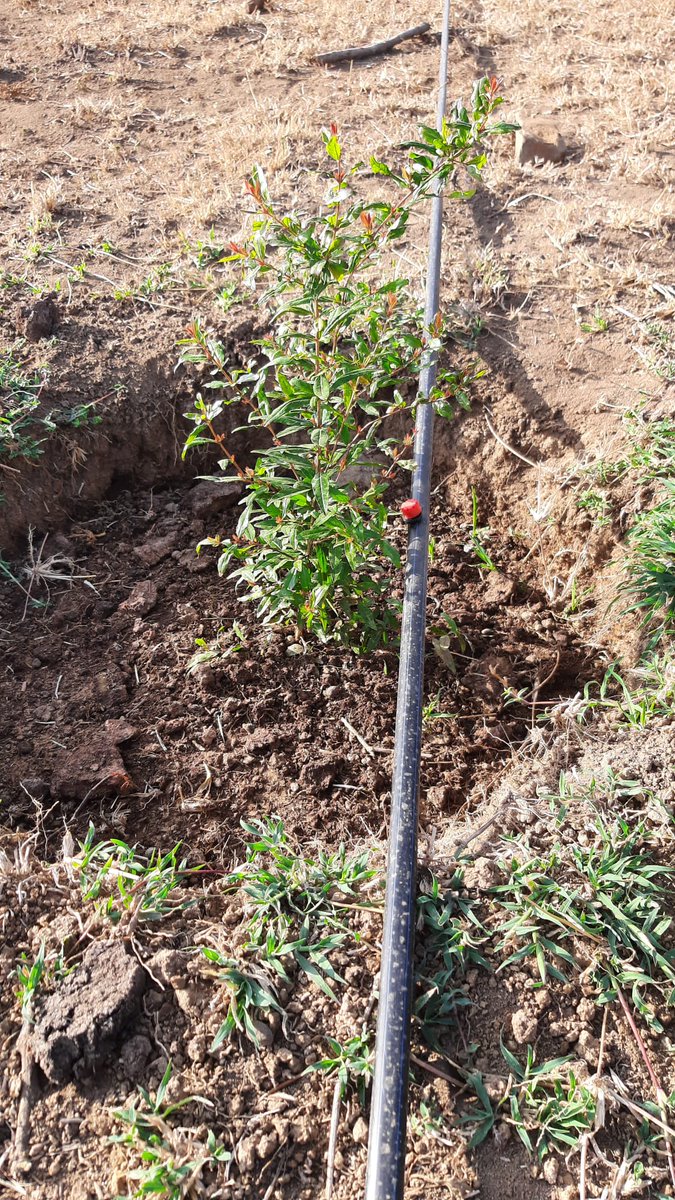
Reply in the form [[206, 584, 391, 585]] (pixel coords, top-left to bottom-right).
[[316, 23, 431, 66], [11, 1022, 38, 1174], [325, 1077, 342, 1200], [617, 985, 675, 1191]]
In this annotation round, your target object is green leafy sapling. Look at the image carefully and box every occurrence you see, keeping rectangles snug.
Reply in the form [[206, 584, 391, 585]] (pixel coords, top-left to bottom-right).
[[180, 77, 515, 648]]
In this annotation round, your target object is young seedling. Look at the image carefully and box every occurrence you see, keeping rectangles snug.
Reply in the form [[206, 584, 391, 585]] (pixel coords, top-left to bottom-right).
[[466, 486, 496, 572]]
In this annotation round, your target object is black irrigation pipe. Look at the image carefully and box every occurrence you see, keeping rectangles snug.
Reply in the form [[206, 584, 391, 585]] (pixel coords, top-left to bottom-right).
[[364, 1, 452, 1198]]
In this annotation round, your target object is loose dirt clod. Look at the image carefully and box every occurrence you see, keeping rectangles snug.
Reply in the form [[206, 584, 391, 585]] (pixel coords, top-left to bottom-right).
[[515, 121, 568, 165], [52, 736, 132, 800], [32, 941, 147, 1084], [511, 1008, 538, 1045], [22, 294, 58, 342], [118, 579, 159, 616]]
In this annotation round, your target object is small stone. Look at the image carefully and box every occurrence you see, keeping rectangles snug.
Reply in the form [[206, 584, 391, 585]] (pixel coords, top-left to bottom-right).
[[186, 1035, 207, 1063], [23, 294, 58, 341], [104, 718, 137, 745], [191, 661, 218, 694], [147, 949, 190, 990], [251, 1019, 275, 1049], [134, 533, 178, 567], [173, 986, 202, 1017], [482, 1074, 505, 1102], [118, 580, 158, 616], [426, 785, 453, 808], [19, 778, 50, 801], [576, 998, 596, 1024], [542, 1157, 559, 1184], [352, 1116, 369, 1146], [237, 1136, 257, 1174], [511, 1008, 538, 1045], [482, 572, 516, 606], [493, 1122, 510, 1148], [515, 120, 568, 166], [120, 1034, 153, 1081], [256, 1131, 278, 1161], [576, 1029, 601, 1066], [188, 480, 244, 520], [465, 856, 502, 890]]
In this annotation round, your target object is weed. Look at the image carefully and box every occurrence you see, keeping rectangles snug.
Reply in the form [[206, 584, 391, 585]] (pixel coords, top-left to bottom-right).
[[621, 481, 675, 641], [409, 1098, 455, 1145], [414, 875, 488, 1053], [186, 620, 248, 674], [0, 350, 100, 469], [493, 791, 675, 1029], [180, 79, 514, 648], [15, 943, 47, 1019], [201, 951, 283, 1048], [0, 349, 49, 460], [470, 241, 509, 308], [500, 1043, 596, 1160], [576, 488, 610, 526], [14, 943, 70, 1018], [227, 817, 377, 997], [593, 656, 675, 728], [579, 307, 609, 334], [422, 690, 456, 724], [74, 825, 191, 925], [215, 282, 238, 314], [306, 1031, 374, 1104], [203, 817, 379, 1048], [637, 320, 675, 381], [111, 1061, 230, 1199], [462, 1049, 595, 1160], [623, 411, 675, 480], [181, 229, 230, 270], [465, 486, 496, 571], [461, 1071, 497, 1147], [139, 262, 175, 297]]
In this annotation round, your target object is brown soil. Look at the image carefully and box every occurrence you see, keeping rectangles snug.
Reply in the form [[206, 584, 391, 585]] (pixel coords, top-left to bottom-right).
[[1, 0, 674, 1198]]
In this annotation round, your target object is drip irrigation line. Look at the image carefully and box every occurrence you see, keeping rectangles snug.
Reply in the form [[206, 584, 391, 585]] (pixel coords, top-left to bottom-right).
[[364, 1, 452, 1198]]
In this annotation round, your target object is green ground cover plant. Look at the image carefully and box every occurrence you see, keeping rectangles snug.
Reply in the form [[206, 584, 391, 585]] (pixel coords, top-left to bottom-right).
[[73, 826, 191, 925], [0, 349, 50, 461], [493, 776, 675, 1030], [180, 77, 515, 649], [202, 816, 380, 1049], [111, 1061, 230, 1199]]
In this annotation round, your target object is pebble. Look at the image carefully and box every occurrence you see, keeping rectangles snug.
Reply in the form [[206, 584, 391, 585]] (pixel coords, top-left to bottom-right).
[[352, 1116, 369, 1145], [577, 1029, 601, 1066], [511, 1008, 538, 1044], [251, 1018, 275, 1048], [543, 1157, 559, 1184], [118, 579, 158, 616]]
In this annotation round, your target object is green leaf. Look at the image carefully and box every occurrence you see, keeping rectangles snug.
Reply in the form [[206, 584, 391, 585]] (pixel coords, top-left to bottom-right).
[[323, 134, 341, 162]]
